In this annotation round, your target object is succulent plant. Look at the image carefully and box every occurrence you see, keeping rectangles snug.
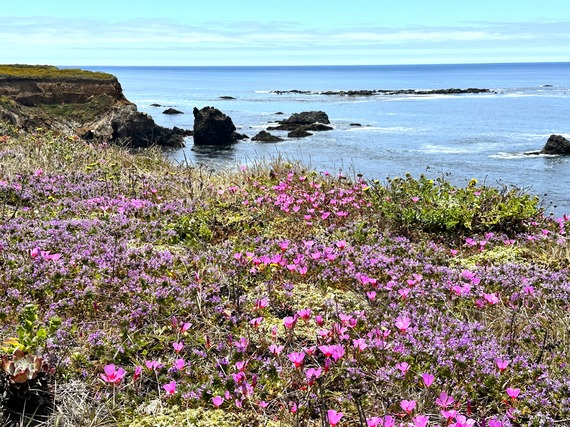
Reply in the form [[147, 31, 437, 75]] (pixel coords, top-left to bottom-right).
[[1, 349, 49, 384]]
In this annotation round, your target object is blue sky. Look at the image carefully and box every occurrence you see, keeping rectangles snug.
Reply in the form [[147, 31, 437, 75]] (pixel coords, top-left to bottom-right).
[[1, 0, 569, 66]]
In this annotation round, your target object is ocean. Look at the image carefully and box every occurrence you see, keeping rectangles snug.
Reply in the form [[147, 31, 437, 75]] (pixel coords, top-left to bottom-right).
[[83, 63, 570, 216]]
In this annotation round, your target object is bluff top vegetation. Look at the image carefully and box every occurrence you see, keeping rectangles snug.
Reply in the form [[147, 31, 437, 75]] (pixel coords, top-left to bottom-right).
[[0, 64, 115, 81], [0, 125, 569, 427]]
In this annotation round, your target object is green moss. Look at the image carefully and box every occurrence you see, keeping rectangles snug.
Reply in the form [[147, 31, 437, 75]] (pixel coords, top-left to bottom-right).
[[0, 64, 115, 81]]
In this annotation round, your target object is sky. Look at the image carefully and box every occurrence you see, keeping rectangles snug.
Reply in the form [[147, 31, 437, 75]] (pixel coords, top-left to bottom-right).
[[1, 0, 569, 66]]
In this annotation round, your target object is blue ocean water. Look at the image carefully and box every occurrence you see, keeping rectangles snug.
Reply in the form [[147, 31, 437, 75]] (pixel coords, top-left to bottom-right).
[[86, 63, 570, 216]]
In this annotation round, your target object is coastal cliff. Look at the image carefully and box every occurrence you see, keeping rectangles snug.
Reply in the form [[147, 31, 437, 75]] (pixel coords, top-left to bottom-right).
[[0, 65, 186, 147]]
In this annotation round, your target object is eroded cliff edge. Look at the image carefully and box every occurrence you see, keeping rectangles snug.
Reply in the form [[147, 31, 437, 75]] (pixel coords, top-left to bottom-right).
[[0, 65, 186, 148]]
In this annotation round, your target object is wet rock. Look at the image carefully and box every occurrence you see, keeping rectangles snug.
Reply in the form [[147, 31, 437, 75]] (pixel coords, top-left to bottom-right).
[[251, 130, 284, 142], [541, 134, 570, 155], [287, 128, 313, 138], [163, 108, 184, 115]]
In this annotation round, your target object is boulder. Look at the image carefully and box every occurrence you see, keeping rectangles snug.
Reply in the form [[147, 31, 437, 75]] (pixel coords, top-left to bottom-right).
[[541, 134, 570, 155], [163, 108, 184, 115], [281, 111, 330, 126], [288, 128, 313, 138], [219, 96, 236, 100], [192, 106, 237, 145], [251, 130, 284, 142]]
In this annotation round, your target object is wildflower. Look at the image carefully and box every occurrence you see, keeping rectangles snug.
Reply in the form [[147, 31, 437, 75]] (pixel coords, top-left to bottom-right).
[[394, 316, 411, 333], [258, 400, 268, 408], [366, 291, 377, 301], [412, 415, 429, 427], [353, 338, 368, 352], [100, 364, 126, 384], [172, 342, 184, 353], [305, 367, 322, 385], [331, 345, 345, 362], [400, 399, 416, 414], [396, 361, 410, 375], [506, 387, 520, 399], [133, 365, 142, 381], [435, 392, 454, 408], [483, 293, 500, 305], [287, 351, 305, 368], [495, 358, 509, 373], [235, 360, 247, 371], [488, 420, 503, 427], [163, 380, 177, 395], [283, 315, 297, 329], [268, 344, 284, 356], [250, 316, 263, 327], [442, 409, 458, 420], [212, 395, 224, 407], [319, 345, 335, 358], [327, 409, 343, 426], [421, 373, 435, 387], [173, 359, 185, 371], [145, 360, 163, 371], [297, 308, 312, 322], [366, 417, 383, 427]]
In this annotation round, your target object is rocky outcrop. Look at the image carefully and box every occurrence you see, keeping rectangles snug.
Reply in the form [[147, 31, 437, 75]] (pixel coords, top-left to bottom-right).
[[0, 65, 187, 148], [268, 111, 332, 134], [541, 134, 570, 155], [252, 130, 284, 142], [271, 88, 492, 96], [163, 108, 184, 115], [192, 106, 237, 145], [288, 128, 312, 138]]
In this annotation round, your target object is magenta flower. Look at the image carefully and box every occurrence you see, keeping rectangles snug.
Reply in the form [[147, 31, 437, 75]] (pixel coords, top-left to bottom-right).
[[145, 360, 163, 371], [297, 308, 312, 322], [212, 395, 224, 407], [400, 399, 416, 414], [352, 338, 368, 352], [331, 345, 345, 362], [305, 367, 322, 385], [396, 361, 410, 375], [421, 373, 435, 387], [250, 316, 263, 327], [488, 420, 503, 427], [366, 291, 377, 301], [412, 415, 429, 427], [100, 364, 126, 384], [268, 344, 284, 356], [133, 365, 142, 381], [327, 409, 343, 426], [483, 292, 500, 305], [163, 380, 177, 395], [287, 351, 305, 368], [435, 391, 454, 408], [173, 358, 185, 371], [283, 315, 297, 329], [383, 416, 395, 427], [506, 387, 520, 399], [441, 409, 458, 420], [495, 358, 509, 372], [394, 316, 411, 333], [319, 345, 335, 358], [172, 341, 184, 353], [366, 417, 383, 427]]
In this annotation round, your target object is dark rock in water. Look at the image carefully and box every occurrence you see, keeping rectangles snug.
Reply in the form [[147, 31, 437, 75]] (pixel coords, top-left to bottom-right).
[[304, 123, 333, 131], [288, 128, 313, 138], [173, 126, 193, 137], [219, 96, 236, 100], [541, 134, 570, 155], [275, 112, 284, 115], [233, 132, 249, 140], [350, 123, 362, 127], [150, 103, 162, 107], [192, 106, 237, 145], [252, 130, 284, 142], [163, 108, 184, 115], [281, 111, 330, 126]]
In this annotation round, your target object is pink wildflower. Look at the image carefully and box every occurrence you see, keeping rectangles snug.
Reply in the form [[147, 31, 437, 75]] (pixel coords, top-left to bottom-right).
[[163, 380, 177, 395], [421, 373, 435, 387], [366, 417, 383, 427], [173, 358, 185, 370], [212, 395, 224, 407], [506, 387, 520, 399], [495, 358, 509, 373], [100, 364, 126, 384], [435, 391, 454, 408], [484, 293, 500, 305], [287, 351, 305, 368], [283, 315, 297, 329], [412, 415, 429, 427], [394, 316, 411, 333], [172, 342, 184, 353], [297, 308, 312, 322], [396, 361, 410, 375], [400, 399, 416, 414], [327, 409, 343, 426], [133, 365, 142, 381], [352, 338, 368, 352], [366, 291, 377, 301], [268, 344, 284, 356]]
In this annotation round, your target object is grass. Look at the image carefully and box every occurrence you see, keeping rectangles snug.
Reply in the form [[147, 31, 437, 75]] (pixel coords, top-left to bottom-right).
[[0, 65, 115, 81], [0, 124, 569, 427]]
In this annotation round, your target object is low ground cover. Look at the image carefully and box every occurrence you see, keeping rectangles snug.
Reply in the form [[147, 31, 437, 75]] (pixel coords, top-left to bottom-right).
[[0, 127, 568, 426]]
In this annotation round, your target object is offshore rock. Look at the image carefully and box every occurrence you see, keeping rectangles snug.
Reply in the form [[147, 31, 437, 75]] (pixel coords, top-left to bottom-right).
[[163, 108, 184, 115], [192, 106, 237, 145], [268, 110, 332, 132], [541, 134, 570, 155], [0, 65, 186, 148], [251, 130, 284, 142], [287, 128, 313, 138]]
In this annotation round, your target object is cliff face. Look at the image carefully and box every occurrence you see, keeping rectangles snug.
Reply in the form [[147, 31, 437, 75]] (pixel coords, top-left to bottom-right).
[[0, 65, 186, 148]]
